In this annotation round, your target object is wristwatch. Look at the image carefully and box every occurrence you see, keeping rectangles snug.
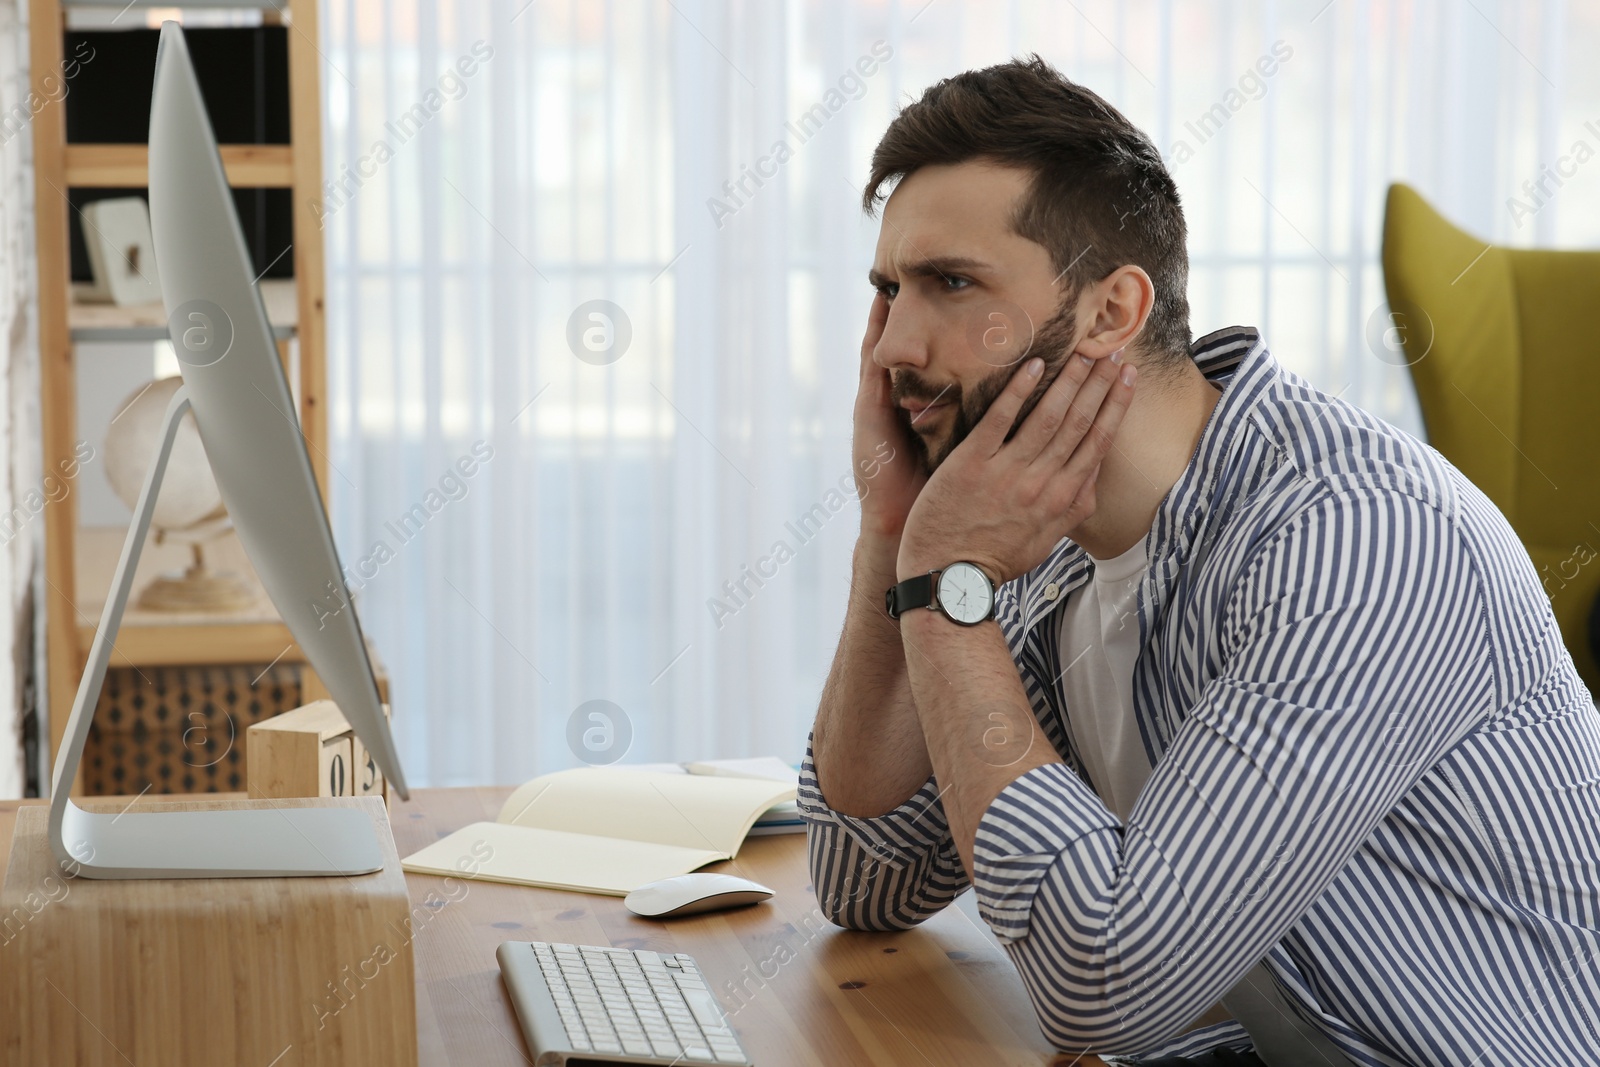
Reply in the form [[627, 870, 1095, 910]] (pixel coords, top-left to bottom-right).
[[885, 562, 996, 625]]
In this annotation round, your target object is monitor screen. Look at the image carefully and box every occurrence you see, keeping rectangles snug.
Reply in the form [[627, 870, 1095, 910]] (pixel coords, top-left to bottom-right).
[[148, 21, 408, 799]]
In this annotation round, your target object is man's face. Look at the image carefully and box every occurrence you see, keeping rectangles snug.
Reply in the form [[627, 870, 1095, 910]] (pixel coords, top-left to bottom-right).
[[869, 161, 1081, 473]]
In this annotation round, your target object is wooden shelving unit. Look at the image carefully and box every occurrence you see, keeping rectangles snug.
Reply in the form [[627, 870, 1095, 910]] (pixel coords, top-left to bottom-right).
[[29, 0, 332, 788], [69, 278, 296, 340]]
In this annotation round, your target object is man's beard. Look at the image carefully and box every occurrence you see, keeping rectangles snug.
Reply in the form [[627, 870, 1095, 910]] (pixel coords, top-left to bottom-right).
[[893, 301, 1078, 474]]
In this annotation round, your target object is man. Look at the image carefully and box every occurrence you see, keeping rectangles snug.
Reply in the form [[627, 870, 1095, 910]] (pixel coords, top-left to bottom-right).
[[799, 56, 1600, 1066]]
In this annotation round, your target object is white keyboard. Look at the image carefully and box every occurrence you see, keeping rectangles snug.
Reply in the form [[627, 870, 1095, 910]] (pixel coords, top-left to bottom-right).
[[496, 940, 754, 1065]]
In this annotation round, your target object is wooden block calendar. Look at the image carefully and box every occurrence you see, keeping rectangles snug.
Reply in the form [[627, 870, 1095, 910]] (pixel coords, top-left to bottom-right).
[[248, 700, 392, 803]]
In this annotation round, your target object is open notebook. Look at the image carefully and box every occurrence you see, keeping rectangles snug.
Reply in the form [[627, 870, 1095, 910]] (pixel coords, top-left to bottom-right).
[[399, 764, 797, 895], [618, 756, 803, 835]]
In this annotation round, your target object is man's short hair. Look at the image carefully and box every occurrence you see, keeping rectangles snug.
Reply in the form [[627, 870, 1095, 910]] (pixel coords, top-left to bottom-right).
[[864, 55, 1193, 368]]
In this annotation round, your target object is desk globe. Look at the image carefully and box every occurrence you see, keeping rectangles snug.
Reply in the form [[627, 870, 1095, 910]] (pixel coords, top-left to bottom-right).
[[103, 375, 255, 612]]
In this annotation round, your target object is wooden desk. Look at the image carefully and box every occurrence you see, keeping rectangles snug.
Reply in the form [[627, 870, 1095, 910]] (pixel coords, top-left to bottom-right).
[[0, 791, 1105, 1067]]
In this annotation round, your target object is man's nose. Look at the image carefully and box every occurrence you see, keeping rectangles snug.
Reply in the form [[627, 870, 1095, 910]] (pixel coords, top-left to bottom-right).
[[872, 300, 931, 372]]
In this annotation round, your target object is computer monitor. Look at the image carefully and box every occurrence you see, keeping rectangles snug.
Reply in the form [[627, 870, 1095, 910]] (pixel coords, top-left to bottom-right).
[[46, 21, 409, 879]]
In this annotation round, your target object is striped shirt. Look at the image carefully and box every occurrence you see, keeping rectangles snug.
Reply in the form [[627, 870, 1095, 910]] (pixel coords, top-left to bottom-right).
[[798, 326, 1600, 1065]]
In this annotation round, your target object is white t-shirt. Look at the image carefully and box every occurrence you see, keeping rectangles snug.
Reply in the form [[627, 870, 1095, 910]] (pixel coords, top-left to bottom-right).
[[1056, 534, 1153, 822]]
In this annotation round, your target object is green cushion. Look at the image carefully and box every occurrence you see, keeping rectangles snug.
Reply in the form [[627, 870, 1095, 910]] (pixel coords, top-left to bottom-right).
[[1381, 184, 1521, 515]]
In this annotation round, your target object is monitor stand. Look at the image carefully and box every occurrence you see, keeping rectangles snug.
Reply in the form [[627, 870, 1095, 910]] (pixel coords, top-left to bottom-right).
[[48, 384, 384, 878]]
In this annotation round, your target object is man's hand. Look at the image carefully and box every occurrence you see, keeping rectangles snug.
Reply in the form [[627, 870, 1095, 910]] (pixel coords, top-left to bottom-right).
[[810, 294, 941, 821], [854, 292, 926, 542], [897, 352, 1136, 584]]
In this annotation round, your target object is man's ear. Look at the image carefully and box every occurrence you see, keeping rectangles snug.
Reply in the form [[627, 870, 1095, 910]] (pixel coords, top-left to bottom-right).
[[1073, 265, 1155, 359]]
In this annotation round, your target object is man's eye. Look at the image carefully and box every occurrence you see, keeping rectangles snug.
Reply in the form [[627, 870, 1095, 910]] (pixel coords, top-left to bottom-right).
[[877, 283, 899, 300], [943, 276, 972, 292]]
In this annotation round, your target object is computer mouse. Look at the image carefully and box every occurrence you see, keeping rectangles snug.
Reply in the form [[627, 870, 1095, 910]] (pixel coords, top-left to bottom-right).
[[623, 873, 775, 919]]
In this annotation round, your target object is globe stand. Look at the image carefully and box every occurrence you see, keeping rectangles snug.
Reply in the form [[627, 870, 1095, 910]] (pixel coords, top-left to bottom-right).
[[48, 385, 384, 878], [136, 536, 256, 613]]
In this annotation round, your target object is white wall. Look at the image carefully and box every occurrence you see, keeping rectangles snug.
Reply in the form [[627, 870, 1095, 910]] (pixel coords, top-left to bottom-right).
[[0, 0, 40, 799]]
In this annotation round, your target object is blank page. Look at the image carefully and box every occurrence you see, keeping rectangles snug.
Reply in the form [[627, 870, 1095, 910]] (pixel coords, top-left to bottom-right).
[[496, 768, 796, 856], [400, 821, 725, 896]]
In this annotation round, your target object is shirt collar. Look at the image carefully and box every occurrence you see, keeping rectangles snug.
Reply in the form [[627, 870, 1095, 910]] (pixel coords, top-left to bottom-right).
[[1006, 326, 1276, 629]]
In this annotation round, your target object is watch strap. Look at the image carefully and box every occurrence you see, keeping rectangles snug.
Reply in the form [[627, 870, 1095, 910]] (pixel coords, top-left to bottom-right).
[[885, 572, 936, 619]]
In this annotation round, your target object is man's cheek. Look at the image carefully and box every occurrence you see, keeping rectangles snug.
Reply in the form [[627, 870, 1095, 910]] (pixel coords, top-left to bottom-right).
[[964, 364, 1020, 427]]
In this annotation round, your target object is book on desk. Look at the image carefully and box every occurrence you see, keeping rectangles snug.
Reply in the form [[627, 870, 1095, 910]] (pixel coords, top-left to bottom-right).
[[400, 757, 801, 895], [623, 755, 805, 835]]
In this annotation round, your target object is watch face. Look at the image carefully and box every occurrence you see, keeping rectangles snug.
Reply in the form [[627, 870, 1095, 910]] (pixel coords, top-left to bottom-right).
[[937, 562, 994, 625]]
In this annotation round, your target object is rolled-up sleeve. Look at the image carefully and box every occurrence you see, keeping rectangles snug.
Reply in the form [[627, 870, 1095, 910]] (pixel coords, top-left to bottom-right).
[[970, 490, 1498, 1054], [798, 737, 970, 929]]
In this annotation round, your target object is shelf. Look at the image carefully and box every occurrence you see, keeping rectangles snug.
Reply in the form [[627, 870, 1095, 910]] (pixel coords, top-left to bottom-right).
[[74, 524, 305, 668], [63, 6, 281, 34], [65, 143, 293, 187], [70, 278, 295, 342], [62, 0, 279, 10], [85, 621, 305, 668]]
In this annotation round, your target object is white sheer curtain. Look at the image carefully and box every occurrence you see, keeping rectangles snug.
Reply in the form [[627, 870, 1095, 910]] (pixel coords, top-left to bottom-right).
[[319, 0, 1597, 787]]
